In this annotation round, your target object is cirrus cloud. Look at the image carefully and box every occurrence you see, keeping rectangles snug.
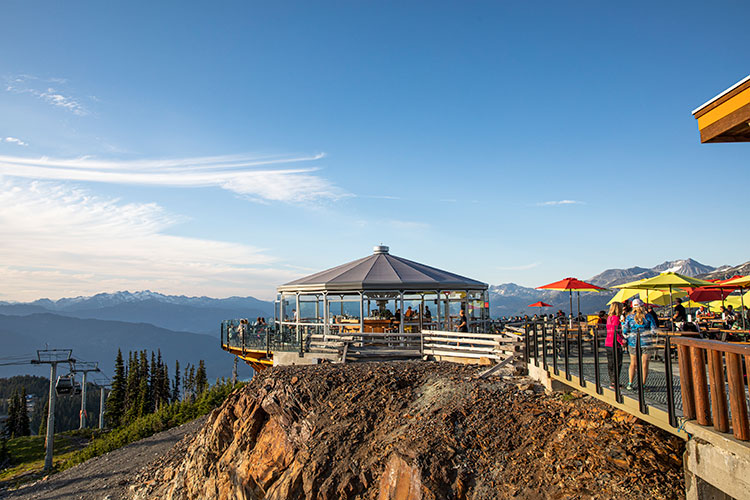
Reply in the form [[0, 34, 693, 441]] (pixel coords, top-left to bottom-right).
[[0, 178, 302, 301], [0, 152, 349, 203]]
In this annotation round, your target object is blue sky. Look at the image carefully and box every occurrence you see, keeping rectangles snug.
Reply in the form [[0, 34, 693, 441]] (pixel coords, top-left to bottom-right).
[[1, 1, 748, 301]]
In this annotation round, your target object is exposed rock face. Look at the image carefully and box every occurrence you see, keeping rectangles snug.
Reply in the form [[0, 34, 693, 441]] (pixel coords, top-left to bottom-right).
[[132, 362, 685, 500]]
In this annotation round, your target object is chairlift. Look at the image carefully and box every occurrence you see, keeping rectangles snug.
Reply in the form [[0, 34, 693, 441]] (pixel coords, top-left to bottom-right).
[[55, 374, 79, 396]]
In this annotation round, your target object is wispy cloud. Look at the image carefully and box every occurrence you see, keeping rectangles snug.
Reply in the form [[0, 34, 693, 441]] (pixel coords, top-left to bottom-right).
[[496, 262, 541, 271], [536, 200, 585, 206], [388, 219, 430, 230], [0, 152, 348, 203], [0, 178, 301, 301], [4, 137, 28, 147], [5, 75, 89, 115]]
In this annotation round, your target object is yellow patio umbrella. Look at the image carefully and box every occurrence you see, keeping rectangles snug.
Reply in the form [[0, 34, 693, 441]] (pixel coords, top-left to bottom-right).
[[708, 296, 743, 313], [615, 272, 714, 331], [680, 299, 705, 309], [707, 275, 750, 329], [607, 288, 641, 305], [640, 289, 688, 306]]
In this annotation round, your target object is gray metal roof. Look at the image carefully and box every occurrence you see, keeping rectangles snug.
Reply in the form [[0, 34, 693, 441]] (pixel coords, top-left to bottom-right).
[[277, 246, 488, 293]]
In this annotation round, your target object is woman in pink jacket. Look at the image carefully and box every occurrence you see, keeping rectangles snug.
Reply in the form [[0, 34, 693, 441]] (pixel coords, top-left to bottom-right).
[[606, 302, 626, 389]]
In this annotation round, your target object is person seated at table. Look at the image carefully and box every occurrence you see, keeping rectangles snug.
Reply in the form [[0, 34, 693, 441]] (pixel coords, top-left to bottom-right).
[[597, 310, 607, 325], [393, 308, 401, 324], [672, 298, 687, 331], [725, 305, 736, 328], [696, 305, 711, 321], [404, 306, 415, 321], [424, 306, 432, 322], [646, 305, 659, 327], [623, 299, 658, 391]]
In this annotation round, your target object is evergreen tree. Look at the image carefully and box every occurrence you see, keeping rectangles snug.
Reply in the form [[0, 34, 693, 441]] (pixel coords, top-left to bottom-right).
[[172, 360, 180, 403], [17, 388, 30, 437], [149, 351, 157, 409], [0, 435, 10, 469], [6, 390, 19, 438], [104, 349, 126, 428], [137, 351, 150, 417], [160, 363, 170, 407], [38, 398, 48, 436], [124, 351, 140, 423], [195, 360, 208, 395]]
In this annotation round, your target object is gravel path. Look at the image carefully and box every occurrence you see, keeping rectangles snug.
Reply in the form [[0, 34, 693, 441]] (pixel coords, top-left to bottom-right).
[[1, 416, 207, 500]]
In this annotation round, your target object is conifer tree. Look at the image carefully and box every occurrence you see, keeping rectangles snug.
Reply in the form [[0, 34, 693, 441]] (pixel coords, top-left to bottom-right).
[[124, 351, 140, 423], [137, 351, 150, 417], [172, 360, 180, 402], [17, 388, 30, 437], [6, 390, 19, 438], [38, 398, 48, 436], [195, 360, 208, 395], [160, 363, 170, 407], [0, 435, 10, 468], [104, 349, 126, 428]]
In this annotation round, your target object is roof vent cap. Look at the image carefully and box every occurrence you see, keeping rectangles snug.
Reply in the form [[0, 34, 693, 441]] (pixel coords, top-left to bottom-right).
[[373, 245, 389, 254]]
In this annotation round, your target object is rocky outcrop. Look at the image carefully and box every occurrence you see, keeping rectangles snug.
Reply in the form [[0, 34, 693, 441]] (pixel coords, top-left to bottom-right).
[[132, 362, 685, 500]]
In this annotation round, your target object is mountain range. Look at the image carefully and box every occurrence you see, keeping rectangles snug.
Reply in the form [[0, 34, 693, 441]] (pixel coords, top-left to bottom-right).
[[0, 290, 273, 336], [488, 258, 749, 318], [0, 313, 252, 381]]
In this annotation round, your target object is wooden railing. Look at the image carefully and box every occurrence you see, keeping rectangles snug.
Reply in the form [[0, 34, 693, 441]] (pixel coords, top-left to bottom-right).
[[672, 337, 750, 441], [421, 330, 522, 361]]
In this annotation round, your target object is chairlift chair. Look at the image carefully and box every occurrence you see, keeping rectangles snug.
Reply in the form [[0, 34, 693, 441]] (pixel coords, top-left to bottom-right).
[[55, 374, 76, 396]]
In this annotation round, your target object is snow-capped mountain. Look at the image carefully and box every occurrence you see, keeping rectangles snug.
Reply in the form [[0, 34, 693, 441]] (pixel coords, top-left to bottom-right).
[[700, 261, 750, 281], [652, 259, 717, 277]]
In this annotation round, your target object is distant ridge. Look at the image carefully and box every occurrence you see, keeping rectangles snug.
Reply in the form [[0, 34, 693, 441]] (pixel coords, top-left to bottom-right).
[[490, 257, 736, 317], [0, 290, 274, 336]]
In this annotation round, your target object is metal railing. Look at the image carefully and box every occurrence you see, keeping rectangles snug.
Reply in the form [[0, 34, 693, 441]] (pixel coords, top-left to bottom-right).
[[523, 320, 680, 429]]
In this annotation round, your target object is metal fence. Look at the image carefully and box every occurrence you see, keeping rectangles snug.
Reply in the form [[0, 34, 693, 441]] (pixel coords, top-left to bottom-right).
[[522, 320, 679, 429]]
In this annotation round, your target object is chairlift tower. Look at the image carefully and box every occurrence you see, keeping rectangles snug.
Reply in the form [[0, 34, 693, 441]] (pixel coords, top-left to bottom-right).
[[31, 349, 75, 471], [70, 361, 101, 429], [96, 382, 111, 430]]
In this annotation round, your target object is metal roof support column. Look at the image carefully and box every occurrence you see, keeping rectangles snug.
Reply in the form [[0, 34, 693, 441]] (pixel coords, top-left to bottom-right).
[[399, 291, 404, 334], [436, 290, 441, 330], [295, 292, 301, 347], [359, 292, 364, 334], [323, 293, 329, 341]]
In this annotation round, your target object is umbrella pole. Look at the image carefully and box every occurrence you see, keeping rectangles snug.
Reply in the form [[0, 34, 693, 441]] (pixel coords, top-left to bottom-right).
[[577, 291, 581, 321], [742, 287, 746, 331], [669, 285, 674, 333], [569, 290, 573, 327]]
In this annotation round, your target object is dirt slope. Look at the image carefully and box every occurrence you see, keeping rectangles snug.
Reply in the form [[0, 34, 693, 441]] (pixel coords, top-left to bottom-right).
[[131, 361, 685, 500]]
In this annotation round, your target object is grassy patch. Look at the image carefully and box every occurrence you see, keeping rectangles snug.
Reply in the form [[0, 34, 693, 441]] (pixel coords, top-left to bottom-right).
[[0, 429, 99, 486]]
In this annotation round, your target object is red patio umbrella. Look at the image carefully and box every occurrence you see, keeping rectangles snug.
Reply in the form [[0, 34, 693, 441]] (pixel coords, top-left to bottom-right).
[[528, 301, 553, 317], [537, 278, 606, 321]]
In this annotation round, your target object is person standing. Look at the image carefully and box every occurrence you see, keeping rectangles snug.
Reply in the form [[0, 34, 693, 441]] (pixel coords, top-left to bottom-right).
[[606, 302, 626, 389], [623, 299, 658, 391], [457, 309, 468, 332]]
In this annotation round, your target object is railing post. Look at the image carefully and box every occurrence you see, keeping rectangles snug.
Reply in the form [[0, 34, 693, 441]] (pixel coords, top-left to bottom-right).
[[726, 352, 750, 441], [677, 344, 696, 420], [533, 322, 539, 367], [635, 331, 648, 415], [691, 346, 712, 426], [541, 321, 547, 370], [576, 323, 585, 387], [612, 339, 622, 404], [552, 322, 558, 376], [523, 323, 529, 364], [707, 349, 729, 433], [564, 323, 571, 381], [592, 325, 602, 395], [664, 336, 677, 428]]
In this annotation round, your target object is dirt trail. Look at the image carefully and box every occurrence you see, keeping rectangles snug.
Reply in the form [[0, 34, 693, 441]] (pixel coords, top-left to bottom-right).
[[1, 416, 206, 500]]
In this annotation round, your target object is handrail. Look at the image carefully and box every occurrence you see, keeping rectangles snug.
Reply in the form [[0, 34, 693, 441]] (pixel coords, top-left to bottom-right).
[[671, 337, 750, 440]]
